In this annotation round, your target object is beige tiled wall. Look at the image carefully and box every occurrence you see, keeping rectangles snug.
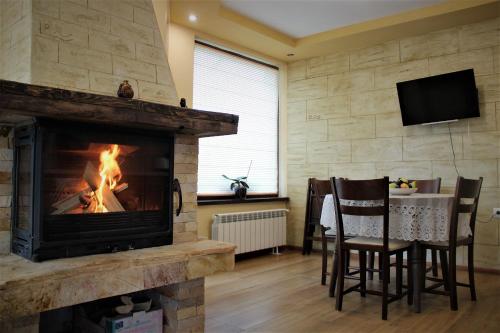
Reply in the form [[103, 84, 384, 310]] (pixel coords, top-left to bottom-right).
[[0, 0, 32, 83], [0, 0, 197, 254], [30, 0, 178, 105], [1, 0, 178, 103], [287, 17, 500, 269]]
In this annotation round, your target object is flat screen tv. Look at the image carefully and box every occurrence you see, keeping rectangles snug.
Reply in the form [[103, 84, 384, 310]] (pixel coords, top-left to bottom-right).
[[396, 69, 480, 126]]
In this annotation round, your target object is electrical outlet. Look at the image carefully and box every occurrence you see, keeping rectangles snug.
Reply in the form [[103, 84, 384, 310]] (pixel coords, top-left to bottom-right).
[[493, 208, 500, 218]]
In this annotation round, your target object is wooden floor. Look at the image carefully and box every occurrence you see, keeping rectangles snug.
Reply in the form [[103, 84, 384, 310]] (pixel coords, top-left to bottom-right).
[[205, 250, 500, 333]]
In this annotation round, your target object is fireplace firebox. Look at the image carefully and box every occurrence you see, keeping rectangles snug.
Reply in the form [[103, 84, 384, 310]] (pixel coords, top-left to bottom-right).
[[11, 119, 180, 261]]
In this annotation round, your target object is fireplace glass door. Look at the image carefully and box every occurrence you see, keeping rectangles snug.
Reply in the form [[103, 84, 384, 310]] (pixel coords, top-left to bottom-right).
[[12, 120, 175, 261]]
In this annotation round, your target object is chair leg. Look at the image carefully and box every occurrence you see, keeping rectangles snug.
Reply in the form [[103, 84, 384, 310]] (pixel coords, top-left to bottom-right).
[[407, 248, 413, 306], [468, 244, 477, 301], [345, 250, 351, 275], [379, 253, 383, 281], [321, 228, 328, 285], [336, 249, 346, 311], [368, 251, 375, 280], [431, 249, 439, 277], [421, 248, 427, 291], [302, 221, 310, 255], [396, 252, 403, 298], [303, 222, 315, 255], [449, 249, 458, 311], [382, 252, 390, 320], [359, 250, 367, 297], [439, 250, 449, 291], [307, 224, 315, 255], [329, 248, 339, 297]]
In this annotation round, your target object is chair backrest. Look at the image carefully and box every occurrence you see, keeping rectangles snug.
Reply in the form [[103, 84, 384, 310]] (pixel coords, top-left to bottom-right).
[[449, 176, 483, 246], [410, 178, 441, 194], [309, 178, 332, 222], [330, 177, 390, 251]]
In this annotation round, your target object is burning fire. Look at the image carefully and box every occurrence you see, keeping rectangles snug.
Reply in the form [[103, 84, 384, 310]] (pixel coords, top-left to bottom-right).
[[94, 144, 122, 213]]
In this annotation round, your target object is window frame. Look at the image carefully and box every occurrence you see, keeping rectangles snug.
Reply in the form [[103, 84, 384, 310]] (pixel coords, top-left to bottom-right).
[[193, 40, 280, 200]]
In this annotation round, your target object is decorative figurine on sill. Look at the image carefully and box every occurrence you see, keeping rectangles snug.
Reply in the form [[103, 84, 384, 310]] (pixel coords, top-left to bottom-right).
[[180, 98, 187, 108], [117, 80, 134, 98]]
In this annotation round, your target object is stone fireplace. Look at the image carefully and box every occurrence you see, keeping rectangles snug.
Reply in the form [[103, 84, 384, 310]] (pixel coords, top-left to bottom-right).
[[0, 79, 238, 332], [0, 1, 239, 330], [0, 0, 190, 257]]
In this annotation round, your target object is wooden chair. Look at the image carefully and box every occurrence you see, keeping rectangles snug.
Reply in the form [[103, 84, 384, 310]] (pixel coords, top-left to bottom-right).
[[412, 178, 442, 193], [421, 176, 483, 311], [303, 178, 352, 285], [329, 177, 412, 320], [412, 178, 442, 277], [310, 179, 337, 285], [368, 178, 442, 280]]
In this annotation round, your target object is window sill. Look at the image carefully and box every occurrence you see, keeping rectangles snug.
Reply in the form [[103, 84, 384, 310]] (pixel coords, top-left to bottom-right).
[[197, 197, 289, 206]]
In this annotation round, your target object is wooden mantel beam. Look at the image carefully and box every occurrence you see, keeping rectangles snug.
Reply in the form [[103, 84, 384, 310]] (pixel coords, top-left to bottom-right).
[[0, 80, 238, 137]]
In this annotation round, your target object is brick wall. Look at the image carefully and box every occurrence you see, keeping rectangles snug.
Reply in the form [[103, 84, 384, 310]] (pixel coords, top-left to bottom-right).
[[29, 0, 177, 104], [158, 278, 205, 333], [287, 17, 500, 269], [0, 0, 32, 83], [174, 135, 199, 244], [0, 0, 199, 254]]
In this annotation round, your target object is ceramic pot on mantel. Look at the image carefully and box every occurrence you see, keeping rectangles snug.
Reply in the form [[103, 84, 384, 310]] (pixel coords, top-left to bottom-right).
[[234, 185, 247, 200], [117, 80, 134, 98]]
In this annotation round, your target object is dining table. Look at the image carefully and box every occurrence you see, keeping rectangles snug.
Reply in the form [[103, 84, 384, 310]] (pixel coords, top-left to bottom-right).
[[320, 192, 472, 313]]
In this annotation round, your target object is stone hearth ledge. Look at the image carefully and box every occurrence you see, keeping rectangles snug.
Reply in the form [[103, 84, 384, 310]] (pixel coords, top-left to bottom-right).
[[0, 240, 235, 322]]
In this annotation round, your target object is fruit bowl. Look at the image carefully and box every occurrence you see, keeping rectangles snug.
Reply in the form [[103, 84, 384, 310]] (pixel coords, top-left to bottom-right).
[[389, 188, 418, 195], [389, 177, 417, 195]]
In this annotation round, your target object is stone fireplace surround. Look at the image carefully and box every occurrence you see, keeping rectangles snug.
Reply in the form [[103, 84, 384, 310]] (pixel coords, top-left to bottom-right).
[[0, 79, 239, 332]]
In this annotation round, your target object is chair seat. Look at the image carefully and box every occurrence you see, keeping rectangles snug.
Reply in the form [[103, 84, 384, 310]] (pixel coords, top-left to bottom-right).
[[422, 236, 471, 247], [345, 237, 411, 251]]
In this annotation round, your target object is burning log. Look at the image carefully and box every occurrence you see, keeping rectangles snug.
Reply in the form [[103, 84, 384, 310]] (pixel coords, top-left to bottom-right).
[[83, 161, 125, 212], [51, 187, 91, 215], [51, 144, 128, 215], [113, 182, 128, 194], [50, 182, 128, 214], [79, 193, 92, 208]]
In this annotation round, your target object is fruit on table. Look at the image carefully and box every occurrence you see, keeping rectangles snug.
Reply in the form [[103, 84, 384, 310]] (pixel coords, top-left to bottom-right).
[[389, 177, 417, 189]]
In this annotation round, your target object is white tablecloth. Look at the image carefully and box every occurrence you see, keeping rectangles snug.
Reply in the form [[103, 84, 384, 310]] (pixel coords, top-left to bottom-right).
[[320, 193, 472, 242]]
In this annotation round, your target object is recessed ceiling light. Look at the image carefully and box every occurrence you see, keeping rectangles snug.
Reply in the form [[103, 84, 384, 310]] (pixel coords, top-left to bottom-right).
[[188, 14, 197, 22]]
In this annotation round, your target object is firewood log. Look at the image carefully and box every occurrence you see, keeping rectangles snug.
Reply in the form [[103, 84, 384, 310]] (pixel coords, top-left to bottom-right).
[[51, 187, 91, 214], [83, 162, 125, 212]]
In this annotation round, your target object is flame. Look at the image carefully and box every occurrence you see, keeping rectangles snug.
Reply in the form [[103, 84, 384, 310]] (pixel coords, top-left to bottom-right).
[[94, 144, 122, 213]]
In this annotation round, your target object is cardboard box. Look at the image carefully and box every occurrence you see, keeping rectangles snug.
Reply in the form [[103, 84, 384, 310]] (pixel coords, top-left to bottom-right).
[[104, 308, 162, 333]]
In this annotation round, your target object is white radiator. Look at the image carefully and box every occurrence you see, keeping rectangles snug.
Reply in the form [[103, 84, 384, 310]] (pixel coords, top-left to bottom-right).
[[211, 209, 287, 254]]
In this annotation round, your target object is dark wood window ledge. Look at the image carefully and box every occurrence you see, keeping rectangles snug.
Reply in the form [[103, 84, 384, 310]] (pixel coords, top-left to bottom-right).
[[197, 197, 289, 206]]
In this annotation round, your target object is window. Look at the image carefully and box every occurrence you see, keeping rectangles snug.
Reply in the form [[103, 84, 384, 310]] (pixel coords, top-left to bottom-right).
[[193, 42, 279, 196]]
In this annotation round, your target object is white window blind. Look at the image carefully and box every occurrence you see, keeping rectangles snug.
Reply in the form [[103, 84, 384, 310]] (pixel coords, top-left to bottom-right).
[[193, 42, 279, 195]]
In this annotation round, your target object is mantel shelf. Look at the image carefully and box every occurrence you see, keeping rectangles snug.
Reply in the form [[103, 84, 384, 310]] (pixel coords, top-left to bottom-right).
[[0, 80, 238, 137], [0, 240, 236, 322]]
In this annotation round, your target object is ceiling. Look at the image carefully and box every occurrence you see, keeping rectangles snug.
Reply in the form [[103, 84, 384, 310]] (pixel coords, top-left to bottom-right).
[[170, 0, 500, 62], [222, 0, 443, 38]]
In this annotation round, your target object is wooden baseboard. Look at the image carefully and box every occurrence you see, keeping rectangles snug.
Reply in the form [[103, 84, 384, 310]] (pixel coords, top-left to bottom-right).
[[286, 245, 500, 275]]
